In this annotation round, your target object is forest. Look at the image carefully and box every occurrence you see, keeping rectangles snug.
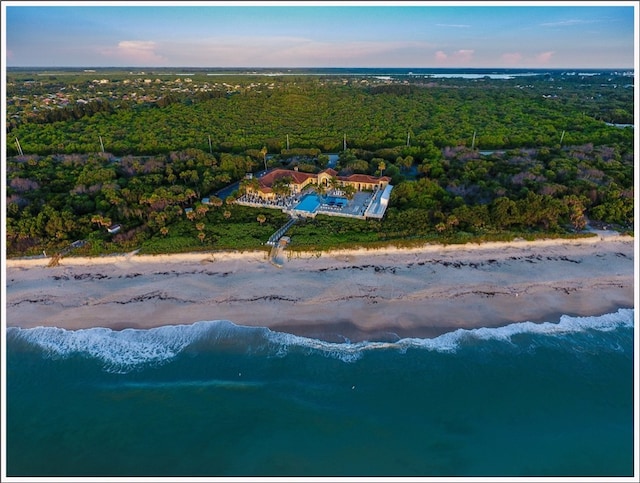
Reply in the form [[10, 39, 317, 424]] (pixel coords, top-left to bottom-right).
[[5, 69, 635, 257]]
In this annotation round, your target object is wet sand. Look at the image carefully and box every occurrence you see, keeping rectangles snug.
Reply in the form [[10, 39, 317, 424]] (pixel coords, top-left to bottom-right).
[[5, 235, 635, 342]]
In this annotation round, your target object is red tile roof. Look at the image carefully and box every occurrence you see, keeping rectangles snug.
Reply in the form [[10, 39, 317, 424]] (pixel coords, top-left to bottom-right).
[[257, 169, 315, 188], [340, 173, 391, 184], [320, 168, 390, 184], [254, 168, 389, 192], [320, 168, 338, 177]]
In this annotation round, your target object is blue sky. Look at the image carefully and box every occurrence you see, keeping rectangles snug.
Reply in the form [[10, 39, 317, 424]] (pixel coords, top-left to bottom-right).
[[3, 2, 636, 68]]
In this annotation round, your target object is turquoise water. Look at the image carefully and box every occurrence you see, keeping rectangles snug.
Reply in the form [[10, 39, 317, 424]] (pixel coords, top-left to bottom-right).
[[325, 195, 347, 206], [294, 193, 321, 213], [5, 309, 635, 477]]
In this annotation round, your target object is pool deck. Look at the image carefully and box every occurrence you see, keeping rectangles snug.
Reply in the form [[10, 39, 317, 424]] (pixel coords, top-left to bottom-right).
[[235, 185, 392, 220], [363, 187, 390, 219]]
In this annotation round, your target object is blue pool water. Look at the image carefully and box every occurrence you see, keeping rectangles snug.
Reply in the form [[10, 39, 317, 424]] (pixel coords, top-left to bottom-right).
[[325, 196, 348, 206], [294, 193, 322, 213]]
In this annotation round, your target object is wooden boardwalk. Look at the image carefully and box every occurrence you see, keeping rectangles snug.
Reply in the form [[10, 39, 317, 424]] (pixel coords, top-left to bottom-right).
[[269, 236, 290, 268]]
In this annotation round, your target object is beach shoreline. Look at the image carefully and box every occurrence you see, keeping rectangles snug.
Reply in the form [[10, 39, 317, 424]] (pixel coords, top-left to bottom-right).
[[5, 235, 635, 342]]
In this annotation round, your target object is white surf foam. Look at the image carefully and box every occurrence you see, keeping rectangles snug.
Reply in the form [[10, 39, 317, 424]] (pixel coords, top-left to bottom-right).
[[7, 321, 219, 373], [261, 308, 635, 362], [7, 309, 634, 370]]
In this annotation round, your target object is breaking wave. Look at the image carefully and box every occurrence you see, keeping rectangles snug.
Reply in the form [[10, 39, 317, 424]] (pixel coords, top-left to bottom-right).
[[6, 308, 634, 373]]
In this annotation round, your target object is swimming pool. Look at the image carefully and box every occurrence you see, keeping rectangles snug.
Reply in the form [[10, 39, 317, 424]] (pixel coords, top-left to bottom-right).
[[294, 193, 322, 213], [324, 196, 348, 206]]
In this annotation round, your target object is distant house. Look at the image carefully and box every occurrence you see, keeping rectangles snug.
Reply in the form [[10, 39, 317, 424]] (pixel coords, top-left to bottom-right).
[[319, 168, 391, 192], [107, 224, 121, 234], [201, 198, 211, 205], [245, 168, 391, 200]]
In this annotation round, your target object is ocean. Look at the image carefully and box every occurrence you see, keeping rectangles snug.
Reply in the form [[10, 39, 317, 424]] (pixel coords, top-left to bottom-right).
[[5, 309, 635, 478]]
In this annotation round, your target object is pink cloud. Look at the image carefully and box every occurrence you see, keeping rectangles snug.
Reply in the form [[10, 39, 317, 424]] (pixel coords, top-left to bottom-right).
[[435, 50, 448, 61], [101, 40, 166, 65], [501, 52, 523, 64], [435, 49, 474, 65], [455, 49, 474, 62], [535, 51, 555, 64]]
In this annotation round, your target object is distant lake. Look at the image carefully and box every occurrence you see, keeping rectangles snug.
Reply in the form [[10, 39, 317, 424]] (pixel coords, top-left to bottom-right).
[[194, 68, 622, 78], [419, 73, 541, 80]]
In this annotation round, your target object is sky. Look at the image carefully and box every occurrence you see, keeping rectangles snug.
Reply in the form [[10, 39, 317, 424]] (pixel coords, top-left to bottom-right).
[[2, 1, 637, 69]]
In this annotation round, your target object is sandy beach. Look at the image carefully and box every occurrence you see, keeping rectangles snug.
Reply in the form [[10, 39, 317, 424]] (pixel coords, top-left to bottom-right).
[[5, 234, 635, 342]]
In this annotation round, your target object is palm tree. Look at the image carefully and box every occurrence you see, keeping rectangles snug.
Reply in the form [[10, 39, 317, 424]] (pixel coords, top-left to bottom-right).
[[223, 210, 232, 219], [91, 214, 103, 227], [196, 204, 209, 217], [564, 195, 587, 231], [378, 160, 386, 177], [198, 231, 206, 243], [399, 155, 413, 172], [257, 214, 267, 225], [272, 176, 293, 197], [91, 214, 111, 228], [342, 184, 356, 200], [238, 179, 250, 196], [240, 177, 260, 196], [315, 181, 327, 197], [261, 146, 268, 171], [210, 196, 223, 208], [446, 215, 459, 230], [184, 188, 197, 205]]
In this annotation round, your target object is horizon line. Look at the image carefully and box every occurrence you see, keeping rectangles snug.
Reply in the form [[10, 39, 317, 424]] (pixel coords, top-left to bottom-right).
[[6, 66, 634, 70]]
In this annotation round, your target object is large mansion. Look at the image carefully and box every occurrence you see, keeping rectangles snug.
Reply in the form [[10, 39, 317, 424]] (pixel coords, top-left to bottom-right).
[[245, 168, 391, 200]]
